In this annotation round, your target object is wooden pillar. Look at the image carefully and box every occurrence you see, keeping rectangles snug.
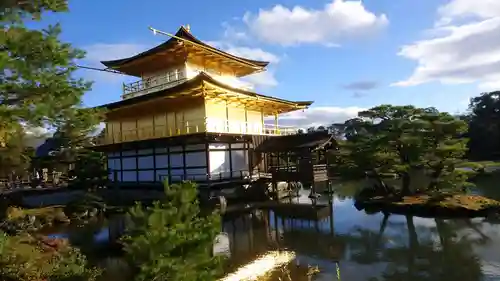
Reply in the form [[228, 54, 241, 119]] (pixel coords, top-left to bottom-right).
[[225, 100, 229, 132], [135, 147, 139, 184], [329, 198, 334, 235], [274, 113, 278, 134], [182, 144, 187, 181], [167, 145, 172, 184], [244, 106, 248, 134], [205, 142, 211, 182], [260, 109, 265, 134], [228, 143, 233, 179]]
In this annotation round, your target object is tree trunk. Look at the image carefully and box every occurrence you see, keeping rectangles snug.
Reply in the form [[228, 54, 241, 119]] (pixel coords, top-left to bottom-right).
[[406, 215, 419, 278], [427, 164, 443, 191], [370, 169, 392, 194], [401, 172, 411, 195]]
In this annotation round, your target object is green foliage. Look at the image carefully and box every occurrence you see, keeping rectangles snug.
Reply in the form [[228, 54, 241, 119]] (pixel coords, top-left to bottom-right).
[[121, 181, 224, 281], [466, 91, 500, 161], [0, 231, 100, 281], [1, 0, 92, 129], [67, 150, 108, 190], [64, 193, 106, 220], [333, 105, 475, 193], [0, 127, 33, 177], [1, 0, 103, 176]]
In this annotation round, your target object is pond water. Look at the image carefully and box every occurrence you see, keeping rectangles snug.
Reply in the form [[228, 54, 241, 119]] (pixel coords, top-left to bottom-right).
[[47, 176, 500, 281]]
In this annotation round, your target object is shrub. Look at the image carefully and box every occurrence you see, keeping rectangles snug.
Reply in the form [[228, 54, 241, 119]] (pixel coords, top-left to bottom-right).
[[121, 181, 224, 281], [0, 232, 101, 281]]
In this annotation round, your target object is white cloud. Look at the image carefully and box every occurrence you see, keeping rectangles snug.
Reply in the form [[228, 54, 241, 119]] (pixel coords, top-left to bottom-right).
[[83, 43, 149, 63], [221, 21, 250, 42], [209, 40, 281, 87], [438, 0, 500, 21], [22, 126, 51, 148], [245, 70, 278, 87], [394, 0, 500, 90], [266, 106, 364, 129], [209, 41, 280, 64], [242, 0, 388, 46], [80, 43, 150, 82]]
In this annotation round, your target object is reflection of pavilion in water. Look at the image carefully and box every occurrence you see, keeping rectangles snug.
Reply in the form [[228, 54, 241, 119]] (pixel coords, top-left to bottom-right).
[[222, 200, 345, 278]]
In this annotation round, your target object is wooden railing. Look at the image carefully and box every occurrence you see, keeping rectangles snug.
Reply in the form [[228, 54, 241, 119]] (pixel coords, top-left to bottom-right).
[[157, 170, 251, 184], [122, 70, 187, 99], [96, 118, 298, 145]]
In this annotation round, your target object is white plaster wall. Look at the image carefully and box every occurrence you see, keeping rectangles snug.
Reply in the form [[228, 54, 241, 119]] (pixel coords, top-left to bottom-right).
[[185, 151, 206, 167], [107, 158, 121, 170], [209, 143, 230, 179], [138, 170, 154, 181], [186, 168, 208, 181], [170, 146, 183, 153], [122, 157, 136, 170], [107, 144, 240, 183], [122, 171, 137, 182], [208, 144, 250, 179], [169, 154, 184, 168], [231, 150, 249, 177], [137, 155, 154, 169], [137, 148, 153, 155], [155, 169, 169, 182], [185, 144, 205, 151], [155, 155, 168, 169], [108, 171, 122, 181], [122, 150, 135, 156], [169, 168, 185, 182]]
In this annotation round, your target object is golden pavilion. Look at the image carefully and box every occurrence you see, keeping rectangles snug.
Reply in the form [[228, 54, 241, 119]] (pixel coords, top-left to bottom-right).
[[94, 25, 314, 185]]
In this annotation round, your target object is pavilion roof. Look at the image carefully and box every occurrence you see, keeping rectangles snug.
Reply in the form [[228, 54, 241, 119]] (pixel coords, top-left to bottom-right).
[[101, 26, 269, 77]]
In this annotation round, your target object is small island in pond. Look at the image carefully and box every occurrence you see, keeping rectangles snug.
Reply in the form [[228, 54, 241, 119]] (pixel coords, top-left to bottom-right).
[[330, 104, 500, 218], [356, 193, 500, 218]]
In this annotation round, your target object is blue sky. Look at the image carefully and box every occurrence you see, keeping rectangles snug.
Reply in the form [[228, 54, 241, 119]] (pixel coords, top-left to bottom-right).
[[37, 0, 499, 127]]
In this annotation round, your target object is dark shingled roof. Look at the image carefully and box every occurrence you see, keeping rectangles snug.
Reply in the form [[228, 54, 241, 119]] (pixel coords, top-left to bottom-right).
[[101, 26, 269, 69], [98, 72, 313, 110], [35, 137, 58, 157], [255, 131, 336, 153]]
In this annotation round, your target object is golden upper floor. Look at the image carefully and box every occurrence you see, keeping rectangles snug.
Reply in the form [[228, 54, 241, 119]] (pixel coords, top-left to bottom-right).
[[102, 26, 268, 100], [121, 62, 255, 100], [102, 25, 267, 87], [96, 73, 312, 146]]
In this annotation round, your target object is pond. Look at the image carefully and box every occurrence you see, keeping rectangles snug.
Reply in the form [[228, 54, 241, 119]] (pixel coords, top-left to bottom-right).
[[46, 175, 500, 281]]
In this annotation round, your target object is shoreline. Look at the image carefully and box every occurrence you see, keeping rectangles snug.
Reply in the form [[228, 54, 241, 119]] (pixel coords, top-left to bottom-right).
[[355, 193, 500, 218]]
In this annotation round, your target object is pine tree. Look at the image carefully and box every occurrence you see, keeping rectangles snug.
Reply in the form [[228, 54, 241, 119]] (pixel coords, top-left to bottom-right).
[[121, 181, 224, 281], [1, 1, 100, 145], [335, 105, 475, 194]]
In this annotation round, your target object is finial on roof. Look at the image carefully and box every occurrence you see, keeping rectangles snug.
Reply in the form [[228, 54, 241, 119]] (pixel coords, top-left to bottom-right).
[[184, 24, 191, 32]]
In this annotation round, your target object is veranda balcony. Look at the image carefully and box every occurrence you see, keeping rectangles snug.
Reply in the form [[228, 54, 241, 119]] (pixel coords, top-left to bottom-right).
[[122, 69, 187, 99], [96, 117, 298, 145]]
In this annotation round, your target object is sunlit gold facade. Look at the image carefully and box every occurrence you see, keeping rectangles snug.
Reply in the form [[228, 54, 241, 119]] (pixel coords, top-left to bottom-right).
[[98, 79, 305, 145], [96, 26, 312, 147]]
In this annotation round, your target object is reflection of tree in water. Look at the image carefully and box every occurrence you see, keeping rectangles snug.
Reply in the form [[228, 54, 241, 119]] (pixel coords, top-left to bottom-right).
[[223, 209, 340, 280], [347, 215, 485, 281], [346, 213, 390, 264], [332, 180, 365, 199], [473, 174, 500, 201]]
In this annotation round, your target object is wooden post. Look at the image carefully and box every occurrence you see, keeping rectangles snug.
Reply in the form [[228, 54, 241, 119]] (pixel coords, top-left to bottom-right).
[[113, 170, 119, 190], [274, 113, 278, 134], [329, 197, 334, 235]]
